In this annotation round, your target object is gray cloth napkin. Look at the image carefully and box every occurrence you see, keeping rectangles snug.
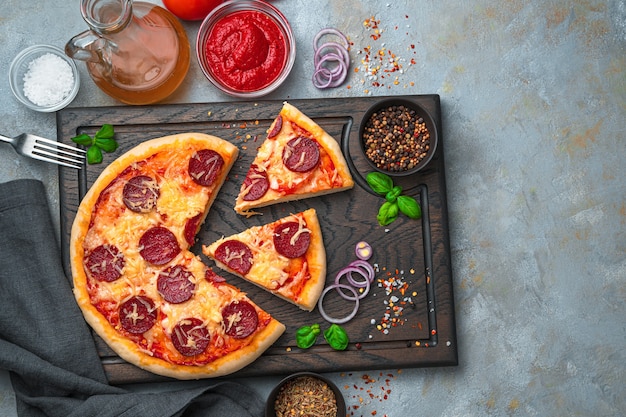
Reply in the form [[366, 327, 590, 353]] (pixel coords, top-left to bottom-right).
[[0, 179, 264, 417]]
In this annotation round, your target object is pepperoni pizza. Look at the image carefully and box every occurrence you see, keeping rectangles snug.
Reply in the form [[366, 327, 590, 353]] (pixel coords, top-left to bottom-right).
[[202, 209, 326, 311], [70, 133, 285, 380], [234, 102, 354, 215]]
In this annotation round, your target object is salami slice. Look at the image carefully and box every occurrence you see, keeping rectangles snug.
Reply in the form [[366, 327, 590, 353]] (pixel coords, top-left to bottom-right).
[[157, 265, 196, 304], [267, 115, 283, 138], [184, 213, 203, 246], [139, 226, 180, 265], [122, 175, 160, 213], [205, 268, 226, 283], [273, 221, 311, 258], [222, 300, 258, 339], [214, 240, 253, 275], [241, 165, 269, 201], [119, 296, 157, 334], [171, 318, 210, 356], [282, 136, 320, 172], [84, 244, 125, 282], [188, 149, 224, 187]]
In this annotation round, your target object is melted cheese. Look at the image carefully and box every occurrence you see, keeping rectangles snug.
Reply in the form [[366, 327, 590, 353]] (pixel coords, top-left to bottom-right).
[[158, 179, 209, 230], [250, 120, 342, 196], [204, 213, 308, 297], [83, 141, 248, 356]]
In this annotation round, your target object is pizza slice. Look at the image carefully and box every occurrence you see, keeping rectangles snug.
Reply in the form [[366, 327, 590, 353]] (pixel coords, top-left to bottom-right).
[[202, 208, 326, 311], [234, 102, 354, 215]]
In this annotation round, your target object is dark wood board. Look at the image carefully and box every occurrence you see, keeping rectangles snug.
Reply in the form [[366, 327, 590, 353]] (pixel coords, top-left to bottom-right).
[[56, 95, 457, 385]]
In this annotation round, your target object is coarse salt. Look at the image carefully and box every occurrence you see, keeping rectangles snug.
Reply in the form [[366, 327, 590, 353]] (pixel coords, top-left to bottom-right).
[[23, 53, 74, 107]]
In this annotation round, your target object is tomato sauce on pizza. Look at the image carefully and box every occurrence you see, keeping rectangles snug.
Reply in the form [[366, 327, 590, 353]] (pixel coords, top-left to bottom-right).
[[71, 133, 285, 379], [235, 102, 354, 215]]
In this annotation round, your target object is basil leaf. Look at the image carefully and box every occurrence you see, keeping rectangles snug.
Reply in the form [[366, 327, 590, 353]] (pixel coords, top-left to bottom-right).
[[71, 133, 94, 146], [366, 172, 393, 195], [323, 324, 349, 351], [385, 185, 403, 203], [95, 137, 119, 153], [295, 323, 321, 349], [397, 195, 421, 219], [95, 124, 115, 139], [377, 201, 399, 226], [86, 146, 103, 164]]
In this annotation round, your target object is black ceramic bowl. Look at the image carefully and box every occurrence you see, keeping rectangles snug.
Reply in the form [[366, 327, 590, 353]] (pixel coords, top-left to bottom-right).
[[359, 98, 438, 177], [265, 372, 346, 417]]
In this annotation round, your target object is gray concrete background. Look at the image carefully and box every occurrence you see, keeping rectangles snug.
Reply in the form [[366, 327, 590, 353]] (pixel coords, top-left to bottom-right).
[[1, 0, 624, 416]]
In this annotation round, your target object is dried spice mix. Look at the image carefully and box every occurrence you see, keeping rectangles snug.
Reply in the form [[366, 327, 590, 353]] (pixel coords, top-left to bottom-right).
[[274, 376, 339, 417]]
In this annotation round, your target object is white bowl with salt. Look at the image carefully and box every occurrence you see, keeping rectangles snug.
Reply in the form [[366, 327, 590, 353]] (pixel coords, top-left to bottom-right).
[[9, 45, 80, 113]]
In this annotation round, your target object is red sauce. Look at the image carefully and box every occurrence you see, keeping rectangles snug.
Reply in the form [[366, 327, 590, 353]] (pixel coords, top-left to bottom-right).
[[204, 10, 287, 92]]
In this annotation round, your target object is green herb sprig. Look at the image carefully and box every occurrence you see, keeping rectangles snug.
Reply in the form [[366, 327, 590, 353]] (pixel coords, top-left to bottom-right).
[[366, 172, 421, 226], [295, 323, 349, 351], [295, 323, 321, 349], [71, 124, 118, 164]]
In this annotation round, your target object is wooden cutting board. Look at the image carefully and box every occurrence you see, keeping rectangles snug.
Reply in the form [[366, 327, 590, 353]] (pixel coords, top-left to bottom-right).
[[57, 95, 457, 384]]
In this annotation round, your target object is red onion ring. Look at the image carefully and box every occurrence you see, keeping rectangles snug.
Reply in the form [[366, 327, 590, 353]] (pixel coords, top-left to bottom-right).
[[335, 266, 371, 300], [348, 259, 375, 282], [317, 284, 359, 324], [313, 28, 349, 52], [312, 67, 333, 89], [315, 53, 345, 77], [312, 63, 347, 89], [314, 43, 350, 69]]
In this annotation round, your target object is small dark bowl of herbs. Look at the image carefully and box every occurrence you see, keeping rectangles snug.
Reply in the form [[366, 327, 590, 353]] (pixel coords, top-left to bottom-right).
[[359, 98, 438, 177], [265, 372, 346, 417]]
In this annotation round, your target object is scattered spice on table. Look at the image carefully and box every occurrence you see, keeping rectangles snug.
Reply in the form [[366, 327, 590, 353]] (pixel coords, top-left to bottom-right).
[[341, 371, 399, 417], [23, 53, 75, 107], [372, 267, 416, 335], [274, 376, 338, 417], [350, 14, 417, 91]]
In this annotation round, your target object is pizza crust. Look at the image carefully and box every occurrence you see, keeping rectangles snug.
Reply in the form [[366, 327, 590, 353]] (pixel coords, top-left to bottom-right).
[[234, 102, 354, 214], [70, 132, 286, 379]]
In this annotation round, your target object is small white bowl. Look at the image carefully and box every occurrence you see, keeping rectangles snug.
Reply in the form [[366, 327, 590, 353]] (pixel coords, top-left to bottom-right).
[[9, 45, 80, 112]]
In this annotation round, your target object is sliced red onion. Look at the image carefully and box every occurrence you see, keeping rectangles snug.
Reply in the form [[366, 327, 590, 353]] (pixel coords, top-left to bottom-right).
[[312, 64, 347, 89], [312, 28, 350, 90], [349, 259, 375, 282], [326, 62, 347, 88], [317, 284, 360, 324], [314, 42, 350, 69], [312, 67, 333, 89], [335, 267, 370, 300], [355, 241, 373, 260], [315, 53, 345, 77], [313, 28, 349, 52]]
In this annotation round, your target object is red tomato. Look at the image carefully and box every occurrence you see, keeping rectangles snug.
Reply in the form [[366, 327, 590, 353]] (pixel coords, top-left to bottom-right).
[[162, 0, 224, 21]]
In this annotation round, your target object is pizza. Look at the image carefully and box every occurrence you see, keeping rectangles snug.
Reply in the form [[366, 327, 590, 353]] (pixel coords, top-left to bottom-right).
[[202, 208, 326, 311], [234, 102, 354, 215], [70, 132, 285, 380]]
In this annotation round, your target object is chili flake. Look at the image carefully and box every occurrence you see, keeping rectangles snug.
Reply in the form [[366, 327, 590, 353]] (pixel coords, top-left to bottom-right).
[[342, 371, 397, 417], [353, 15, 418, 90]]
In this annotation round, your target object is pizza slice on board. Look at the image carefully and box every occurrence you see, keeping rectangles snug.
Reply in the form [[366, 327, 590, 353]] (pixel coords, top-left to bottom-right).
[[234, 102, 354, 215], [202, 208, 326, 311]]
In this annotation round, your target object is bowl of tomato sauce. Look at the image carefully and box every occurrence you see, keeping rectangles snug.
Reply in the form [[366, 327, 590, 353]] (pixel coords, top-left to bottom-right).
[[196, 0, 296, 98]]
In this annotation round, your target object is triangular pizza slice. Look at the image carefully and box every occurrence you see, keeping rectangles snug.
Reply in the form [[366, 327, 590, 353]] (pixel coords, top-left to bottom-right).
[[202, 208, 326, 311], [234, 102, 354, 215]]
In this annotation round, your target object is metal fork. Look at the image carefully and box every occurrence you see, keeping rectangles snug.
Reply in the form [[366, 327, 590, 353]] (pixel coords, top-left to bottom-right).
[[0, 133, 85, 169]]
